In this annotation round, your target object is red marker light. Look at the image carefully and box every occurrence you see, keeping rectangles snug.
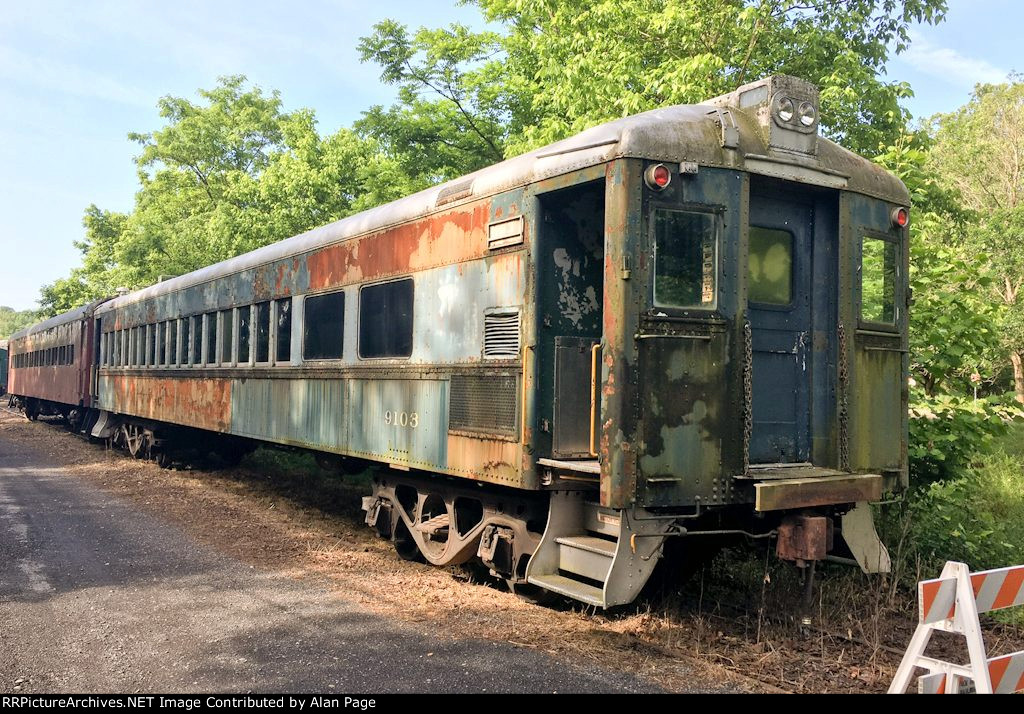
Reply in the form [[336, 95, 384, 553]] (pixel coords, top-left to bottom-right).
[[644, 163, 672, 191], [891, 206, 909, 228]]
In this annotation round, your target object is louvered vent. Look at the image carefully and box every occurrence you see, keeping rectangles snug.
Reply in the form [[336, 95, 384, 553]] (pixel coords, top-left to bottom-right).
[[450, 374, 519, 437], [484, 311, 520, 359]]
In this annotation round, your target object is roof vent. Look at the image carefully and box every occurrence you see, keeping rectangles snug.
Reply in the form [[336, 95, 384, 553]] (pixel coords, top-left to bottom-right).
[[436, 178, 474, 206]]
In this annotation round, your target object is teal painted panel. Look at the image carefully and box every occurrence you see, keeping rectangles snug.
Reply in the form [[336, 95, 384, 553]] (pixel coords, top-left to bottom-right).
[[229, 377, 449, 469], [346, 378, 449, 468], [230, 378, 348, 450]]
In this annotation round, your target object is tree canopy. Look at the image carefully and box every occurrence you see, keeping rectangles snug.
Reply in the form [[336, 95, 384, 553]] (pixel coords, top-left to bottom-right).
[[0, 306, 38, 340], [926, 77, 1024, 403], [359, 0, 947, 175], [40, 77, 421, 315], [39, 0, 950, 316]]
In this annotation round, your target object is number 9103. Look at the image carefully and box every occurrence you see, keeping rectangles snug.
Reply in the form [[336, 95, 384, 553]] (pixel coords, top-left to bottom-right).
[[384, 410, 419, 428]]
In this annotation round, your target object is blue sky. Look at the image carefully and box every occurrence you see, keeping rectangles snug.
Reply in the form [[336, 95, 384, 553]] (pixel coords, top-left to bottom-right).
[[0, 0, 1018, 311]]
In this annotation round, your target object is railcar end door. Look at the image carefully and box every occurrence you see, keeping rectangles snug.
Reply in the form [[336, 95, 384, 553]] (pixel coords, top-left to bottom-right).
[[747, 196, 813, 464]]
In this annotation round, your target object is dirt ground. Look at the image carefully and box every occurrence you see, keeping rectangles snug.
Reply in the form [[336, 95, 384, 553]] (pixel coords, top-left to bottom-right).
[[3, 408, 1021, 694]]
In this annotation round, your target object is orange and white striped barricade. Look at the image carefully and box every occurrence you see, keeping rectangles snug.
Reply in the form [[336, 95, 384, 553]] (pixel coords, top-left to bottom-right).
[[889, 560, 1024, 694]]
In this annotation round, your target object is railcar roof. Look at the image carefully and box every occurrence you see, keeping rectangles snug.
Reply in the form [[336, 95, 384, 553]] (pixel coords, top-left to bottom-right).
[[9, 299, 109, 342], [92, 99, 908, 315]]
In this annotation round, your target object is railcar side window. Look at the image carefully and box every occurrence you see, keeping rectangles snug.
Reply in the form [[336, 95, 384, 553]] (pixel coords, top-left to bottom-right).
[[255, 302, 270, 363], [220, 310, 234, 364], [69, 345, 74, 365], [749, 227, 794, 305], [275, 298, 292, 363], [653, 209, 717, 309], [238, 306, 251, 364], [359, 279, 414, 359], [861, 236, 897, 324], [192, 316, 203, 365], [205, 312, 217, 365], [180, 319, 190, 366], [168, 320, 177, 365], [303, 291, 345, 360]]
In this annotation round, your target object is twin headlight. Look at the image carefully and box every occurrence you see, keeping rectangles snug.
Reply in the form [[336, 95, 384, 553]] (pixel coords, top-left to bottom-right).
[[773, 95, 817, 130]]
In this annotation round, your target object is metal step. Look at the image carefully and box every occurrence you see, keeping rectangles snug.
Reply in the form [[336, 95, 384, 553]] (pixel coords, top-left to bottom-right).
[[555, 535, 616, 581], [526, 574, 604, 607], [556, 535, 616, 556]]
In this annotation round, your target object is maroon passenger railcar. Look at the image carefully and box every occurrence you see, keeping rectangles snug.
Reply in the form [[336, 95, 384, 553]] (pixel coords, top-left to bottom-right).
[[7, 299, 108, 426]]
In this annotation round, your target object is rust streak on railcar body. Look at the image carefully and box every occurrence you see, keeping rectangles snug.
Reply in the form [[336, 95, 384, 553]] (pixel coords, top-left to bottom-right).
[[107, 375, 231, 433], [447, 433, 526, 487], [305, 202, 491, 292]]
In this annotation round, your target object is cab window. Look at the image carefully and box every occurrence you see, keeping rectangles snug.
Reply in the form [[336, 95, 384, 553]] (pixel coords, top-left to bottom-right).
[[653, 209, 717, 309]]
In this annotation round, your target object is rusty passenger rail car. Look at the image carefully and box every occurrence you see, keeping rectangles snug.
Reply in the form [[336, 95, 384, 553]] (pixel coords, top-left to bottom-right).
[[9, 75, 908, 607], [7, 301, 107, 425], [1, 340, 8, 397]]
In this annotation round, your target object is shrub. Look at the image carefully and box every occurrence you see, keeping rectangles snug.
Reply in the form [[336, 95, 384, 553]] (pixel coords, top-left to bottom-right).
[[907, 450, 1024, 572], [908, 391, 1022, 480]]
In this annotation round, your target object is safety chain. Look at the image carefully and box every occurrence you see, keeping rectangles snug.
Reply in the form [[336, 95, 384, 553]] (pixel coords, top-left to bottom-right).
[[742, 317, 753, 471], [837, 322, 849, 470]]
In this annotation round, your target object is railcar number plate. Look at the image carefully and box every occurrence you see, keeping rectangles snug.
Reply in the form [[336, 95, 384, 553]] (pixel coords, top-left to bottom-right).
[[384, 411, 419, 428]]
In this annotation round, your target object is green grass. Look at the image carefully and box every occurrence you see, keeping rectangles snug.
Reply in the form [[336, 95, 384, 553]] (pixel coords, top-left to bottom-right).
[[993, 421, 1024, 459]]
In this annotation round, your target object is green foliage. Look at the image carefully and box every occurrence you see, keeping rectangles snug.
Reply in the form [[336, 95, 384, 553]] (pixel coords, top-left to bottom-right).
[[356, 20, 510, 181], [38, 77, 422, 317], [359, 0, 947, 176], [927, 77, 1024, 402], [0, 306, 39, 340], [907, 449, 1024, 570], [908, 245, 1001, 395], [908, 391, 1021, 480]]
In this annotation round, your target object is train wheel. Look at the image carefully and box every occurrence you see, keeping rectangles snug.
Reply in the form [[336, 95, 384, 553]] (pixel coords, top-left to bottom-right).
[[25, 400, 39, 421], [123, 424, 145, 459], [415, 494, 453, 563], [393, 520, 424, 563]]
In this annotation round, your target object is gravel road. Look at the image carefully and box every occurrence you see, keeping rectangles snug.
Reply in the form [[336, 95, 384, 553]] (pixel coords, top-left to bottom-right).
[[0, 431, 662, 694]]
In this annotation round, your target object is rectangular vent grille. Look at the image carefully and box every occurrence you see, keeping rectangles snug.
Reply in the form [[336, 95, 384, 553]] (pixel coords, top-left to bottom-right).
[[450, 374, 519, 437], [484, 312, 520, 359]]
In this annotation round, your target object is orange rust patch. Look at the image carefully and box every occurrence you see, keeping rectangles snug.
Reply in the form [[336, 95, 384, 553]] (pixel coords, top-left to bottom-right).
[[446, 433, 523, 486], [108, 375, 231, 433], [306, 201, 491, 292]]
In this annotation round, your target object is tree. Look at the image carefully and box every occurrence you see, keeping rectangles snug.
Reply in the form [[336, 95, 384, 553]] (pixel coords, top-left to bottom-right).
[[38, 76, 421, 316], [359, 0, 948, 175], [0, 307, 39, 340], [928, 78, 1024, 403]]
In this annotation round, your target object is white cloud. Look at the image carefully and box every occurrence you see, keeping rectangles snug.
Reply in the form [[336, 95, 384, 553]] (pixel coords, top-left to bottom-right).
[[901, 37, 1009, 87]]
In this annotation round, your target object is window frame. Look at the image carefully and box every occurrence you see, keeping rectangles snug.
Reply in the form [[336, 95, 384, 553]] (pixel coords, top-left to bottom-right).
[[274, 297, 293, 365], [648, 203, 723, 315], [237, 304, 252, 366], [857, 229, 902, 332], [357, 277, 415, 361], [254, 301, 271, 364], [302, 289, 347, 362]]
